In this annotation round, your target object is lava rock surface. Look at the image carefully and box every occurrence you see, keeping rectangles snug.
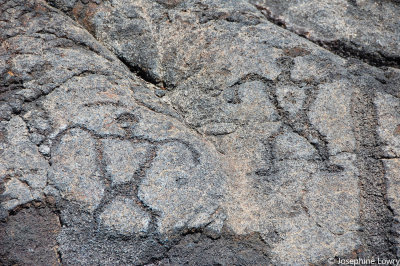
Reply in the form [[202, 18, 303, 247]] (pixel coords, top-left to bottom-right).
[[1, 0, 400, 265]]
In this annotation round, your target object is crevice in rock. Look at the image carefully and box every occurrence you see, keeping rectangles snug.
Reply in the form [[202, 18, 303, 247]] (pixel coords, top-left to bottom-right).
[[56, 249, 63, 265], [53, 208, 64, 265], [253, 4, 400, 69], [197, 10, 262, 26], [132, 97, 183, 121], [4, 0, 399, 263], [317, 39, 400, 69], [116, 54, 166, 89], [45, 1, 169, 87], [42, 1, 192, 127]]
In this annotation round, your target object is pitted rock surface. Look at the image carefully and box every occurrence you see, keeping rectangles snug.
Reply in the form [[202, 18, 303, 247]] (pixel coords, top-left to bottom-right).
[[99, 196, 151, 236], [1, 0, 400, 264], [250, 0, 400, 67]]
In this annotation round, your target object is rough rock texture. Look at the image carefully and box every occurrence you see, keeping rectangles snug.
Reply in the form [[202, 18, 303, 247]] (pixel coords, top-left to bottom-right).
[[250, 0, 400, 67], [0, 204, 61, 265], [1, 0, 399, 264]]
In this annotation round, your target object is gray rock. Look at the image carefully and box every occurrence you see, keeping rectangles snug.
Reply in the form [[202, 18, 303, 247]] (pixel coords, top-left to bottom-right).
[[1, 0, 399, 264], [99, 197, 151, 236], [250, 0, 400, 67], [273, 132, 317, 160], [309, 81, 356, 156], [375, 92, 400, 158], [382, 159, 400, 257], [0, 206, 61, 265], [1, 178, 34, 211], [198, 122, 238, 136], [138, 141, 225, 235], [48, 128, 105, 211], [276, 85, 306, 116], [102, 139, 153, 185], [38, 144, 51, 156], [0, 116, 48, 210]]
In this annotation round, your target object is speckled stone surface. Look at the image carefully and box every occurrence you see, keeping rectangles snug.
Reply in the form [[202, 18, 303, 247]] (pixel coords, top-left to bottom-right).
[[1, 0, 399, 264]]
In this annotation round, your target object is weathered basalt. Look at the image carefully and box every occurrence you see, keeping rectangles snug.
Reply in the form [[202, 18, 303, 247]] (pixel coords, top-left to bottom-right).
[[1, 0, 399, 264]]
